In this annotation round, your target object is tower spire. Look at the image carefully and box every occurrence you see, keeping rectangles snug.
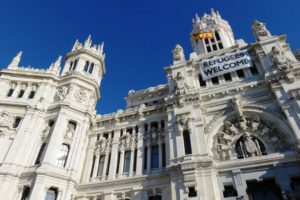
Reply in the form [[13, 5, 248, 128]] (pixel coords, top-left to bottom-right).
[[8, 51, 22, 69]]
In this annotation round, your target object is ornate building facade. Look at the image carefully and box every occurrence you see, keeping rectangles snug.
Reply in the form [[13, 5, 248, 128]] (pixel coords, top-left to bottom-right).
[[0, 10, 299, 200]]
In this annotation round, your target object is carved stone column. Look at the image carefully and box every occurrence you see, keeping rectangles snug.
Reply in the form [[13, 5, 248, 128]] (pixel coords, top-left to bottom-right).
[[136, 126, 144, 176], [232, 169, 248, 200], [102, 152, 109, 178], [129, 148, 135, 176]]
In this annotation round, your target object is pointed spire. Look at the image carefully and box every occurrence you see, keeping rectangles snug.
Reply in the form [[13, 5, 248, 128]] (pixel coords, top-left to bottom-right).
[[195, 14, 200, 21], [211, 8, 216, 17], [8, 51, 22, 69], [54, 55, 62, 68], [84, 35, 92, 48], [49, 55, 62, 75], [72, 39, 79, 51], [216, 10, 221, 18]]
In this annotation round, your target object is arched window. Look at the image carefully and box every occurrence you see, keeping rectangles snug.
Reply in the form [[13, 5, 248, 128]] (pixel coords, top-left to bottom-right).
[[97, 155, 105, 176], [56, 143, 70, 167], [84, 61, 89, 72], [73, 59, 78, 70], [183, 130, 192, 155], [88, 63, 94, 74], [123, 151, 131, 173], [151, 145, 159, 169], [45, 187, 58, 200]]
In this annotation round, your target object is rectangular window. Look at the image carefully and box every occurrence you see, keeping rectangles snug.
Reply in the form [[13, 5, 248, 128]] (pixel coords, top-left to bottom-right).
[[183, 130, 192, 155], [151, 145, 159, 169], [144, 147, 148, 170], [88, 63, 94, 74], [224, 73, 232, 82], [7, 89, 14, 97], [236, 69, 245, 78], [212, 44, 218, 51], [133, 149, 137, 172], [199, 75, 206, 87], [13, 117, 22, 128], [250, 66, 259, 76], [207, 46, 212, 53], [97, 155, 105, 176], [188, 187, 197, 197], [56, 144, 70, 168], [45, 187, 58, 200], [116, 152, 120, 174], [211, 76, 219, 85], [21, 186, 31, 200], [28, 91, 35, 99], [223, 184, 238, 197], [18, 90, 25, 98], [35, 143, 47, 165], [106, 153, 111, 176], [123, 151, 131, 173], [162, 143, 166, 167], [218, 42, 223, 49], [204, 39, 209, 44]]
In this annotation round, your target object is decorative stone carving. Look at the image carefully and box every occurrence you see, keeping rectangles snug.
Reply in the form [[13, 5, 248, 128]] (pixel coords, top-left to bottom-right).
[[36, 97, 48, 111], [143, 127, 165, 145], [74, 88, 88, 103], [56, 87, 68, 101], [95, 136, 112, 155], [271, 46, 293, 70], [213, 115, 290, 161], [42, 123, 51, 138], [252, 20, 271, 41], [8, 51, 22, 69], [64, 124, 75, 140], [232, 96, 244, 120], [176, 114, 191, 133], [49, 56, 62, 75], [173, 44, 185, 62], [119, 133, 137, 151], [0, 111, 12, 128]]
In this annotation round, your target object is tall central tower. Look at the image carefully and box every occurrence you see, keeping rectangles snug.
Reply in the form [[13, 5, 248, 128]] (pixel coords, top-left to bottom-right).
[[191, 9, 236, 55]]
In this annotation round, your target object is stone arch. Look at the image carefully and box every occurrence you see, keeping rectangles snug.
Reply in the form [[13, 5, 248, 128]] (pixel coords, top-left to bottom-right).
[[206, 107, 295, 161]]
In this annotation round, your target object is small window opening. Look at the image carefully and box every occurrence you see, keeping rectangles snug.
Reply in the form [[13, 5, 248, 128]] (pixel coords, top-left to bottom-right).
[[188, 187, 197, 197], [211, 76, 219, 85]]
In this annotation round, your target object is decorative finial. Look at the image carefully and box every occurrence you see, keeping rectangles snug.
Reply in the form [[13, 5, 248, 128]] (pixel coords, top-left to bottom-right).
[[84, 35, 92, 48], [211, 8, 216, 16], [195, 14, 200, 21], [8, 51, 22, 69], [49, 55, 62, 75], [252, 20, 272, 41], [173, 44, 185, 63], [72, 39, 79, 51]]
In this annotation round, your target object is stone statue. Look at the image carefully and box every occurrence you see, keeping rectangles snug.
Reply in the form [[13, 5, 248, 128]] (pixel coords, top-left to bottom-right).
[[0, 111, 11, 127], [174, 72, 188, 96], [42, 124, 51, 138], [36, 97, 47, 111], [271, 46, 293, 70], [216, 132, 232, 160], [252, 20, 271, 41], [239, 133, 261, 158], [232, 96, 244, 121], [177, 114, 190, 132], [173, 44, 185, 62]]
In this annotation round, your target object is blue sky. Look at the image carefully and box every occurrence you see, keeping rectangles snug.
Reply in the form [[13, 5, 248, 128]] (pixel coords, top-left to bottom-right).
[[0, 0, 299, 114]]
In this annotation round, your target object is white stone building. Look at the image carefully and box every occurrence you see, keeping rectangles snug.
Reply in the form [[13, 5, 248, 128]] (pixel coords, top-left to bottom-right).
[[0, 10, 300, 200]]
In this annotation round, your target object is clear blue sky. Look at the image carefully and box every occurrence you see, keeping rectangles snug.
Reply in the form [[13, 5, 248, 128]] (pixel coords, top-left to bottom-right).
[[0, 0, 299, 114]]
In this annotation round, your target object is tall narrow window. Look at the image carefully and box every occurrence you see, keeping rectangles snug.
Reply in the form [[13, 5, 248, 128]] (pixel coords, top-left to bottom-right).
[[45, 187, 58, 200], [160, 120, 165, 129], [215, 31, 221, 41], [28, 91, 35, 99], [13, 117, 22, 128], [133, 149, 137, 172], [18, 90, 25, 98], [250, 64, 259, 76], [144, 124, 148, 132], [162, 143, 166, 167], [151, 145, 159, 169], [144, 147, 148, 170], [56, 143, 70, 167], [21, 186, 31, 200], [97, 155, 105, 176], [199, 75, 206, 87], [88, 63, 94, 74], [90, 155, 96, 177], [35, 143, 47, 165], [7, 88, 14, 97], [73, 59, 78, 70], [84, 61, 89, 72], [183, 130, 192, 155], [123, 151, 131, 173], [69, 61, 73, 71], [116, 152, 120, 174]]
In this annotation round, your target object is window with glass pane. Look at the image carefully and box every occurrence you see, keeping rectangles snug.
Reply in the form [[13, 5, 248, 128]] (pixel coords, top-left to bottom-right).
[[35, 143, 47, 165], [56, 144, 70, 167], [123, 151, 131, 173], [44, 188, 57, 200], [97, 155, 105, 176], [151, 145, 159, 169], [89, 63, 94, 74], [84, 61, 89, 72]]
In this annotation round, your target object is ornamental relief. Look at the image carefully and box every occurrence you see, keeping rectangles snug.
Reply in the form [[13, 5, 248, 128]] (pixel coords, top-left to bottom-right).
[[95, 137, 113, 155], [212, 115, 291, 161], [0, 111, 12, 128], [55, 86, 68, 101], [119, 133, 137, 151], [143, 126, 165, 146]]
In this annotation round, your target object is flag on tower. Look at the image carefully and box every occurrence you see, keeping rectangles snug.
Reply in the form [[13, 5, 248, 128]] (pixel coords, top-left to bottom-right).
[[193, 31, 214, 40]]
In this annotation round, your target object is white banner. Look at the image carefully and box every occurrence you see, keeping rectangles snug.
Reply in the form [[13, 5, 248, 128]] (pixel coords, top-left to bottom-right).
[[199, 50, 252, 80]]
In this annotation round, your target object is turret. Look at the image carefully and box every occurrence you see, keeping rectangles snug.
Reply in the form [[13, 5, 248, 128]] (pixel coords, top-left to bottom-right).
[[191, 9, 235, 55], [61, 35, 106, 86]]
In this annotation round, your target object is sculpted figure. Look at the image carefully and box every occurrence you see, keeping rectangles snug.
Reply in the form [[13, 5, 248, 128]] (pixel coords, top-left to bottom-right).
[[42, 124, 51, 138], [271, 46, 293, 70], [173, 44, 185, 62], [174, 72, 188, 96], [252, 20, 271, 41], [0, 111, 11, 127], [56, 87, 68, 101]]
